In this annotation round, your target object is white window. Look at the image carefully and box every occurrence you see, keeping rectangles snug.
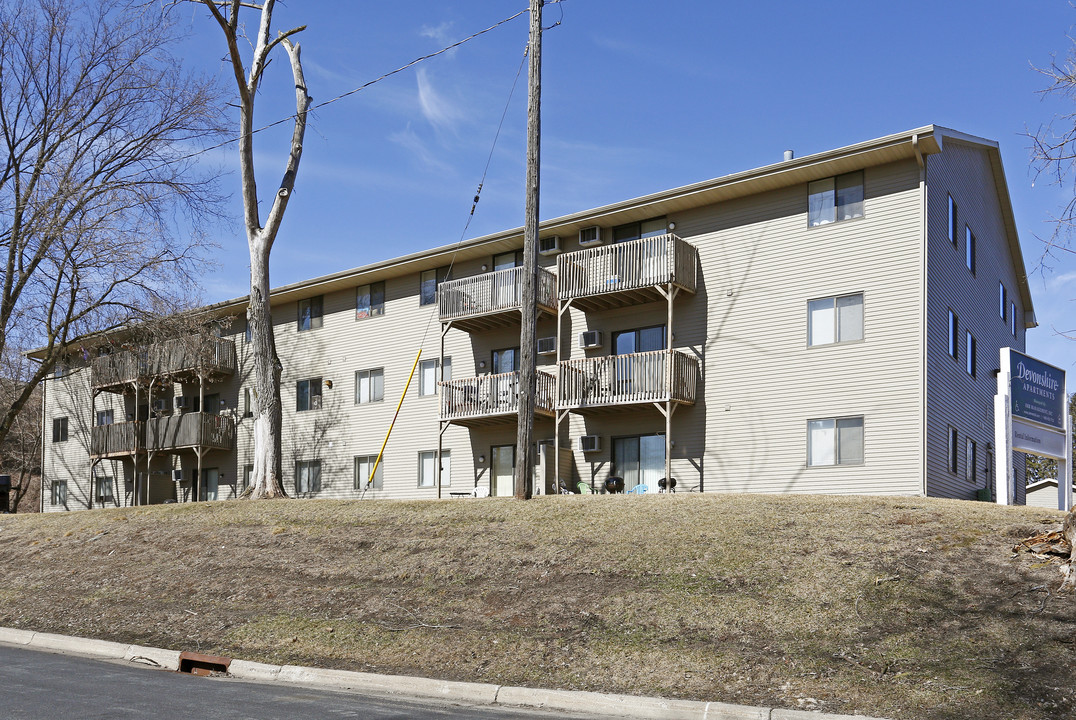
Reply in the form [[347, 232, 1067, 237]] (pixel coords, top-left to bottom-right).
[[356, 282, 385, 319], [295, 460, 321, 495], [243, 388, 253, 418], [296, 378, 322, 412], [355, 368, 384, 404], [808, 172, 863, 227], [51, 480, 67, 506], [297, 296, 323, 331], [418, 357, 450, 396], [965, 331, 976, 377], [354, 455, 383, 490], [807, 417, 864, 466], [948, 195, 957, 244], [965, 438, 977, 483], [417, 450, 450, 488], [965, 226, 975, 273], [96, 476, 113, 502], [948, 310, 958, 361], [96, 409, 114, 426], [420, 267, 449, 306], [948, 426, 958, 474], [52, 417, 68, 443], [808, 293, 863, 346]]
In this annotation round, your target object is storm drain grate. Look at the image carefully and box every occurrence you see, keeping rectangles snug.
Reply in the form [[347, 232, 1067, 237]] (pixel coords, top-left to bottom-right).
[[178, 651, 232, 676]]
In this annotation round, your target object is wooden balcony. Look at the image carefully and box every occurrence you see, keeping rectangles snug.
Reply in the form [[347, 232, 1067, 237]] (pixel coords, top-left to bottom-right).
[[438, 266, 557, 332], [440, 371, 555, 426], [557, 234, 697, 311], [146, 337, 236, 381], [90, 336, 236, 390], [90, 421, 145, 457], [147, 412, 236, 452], [91, 351, 145, 391], [557, 350, 698, 412]]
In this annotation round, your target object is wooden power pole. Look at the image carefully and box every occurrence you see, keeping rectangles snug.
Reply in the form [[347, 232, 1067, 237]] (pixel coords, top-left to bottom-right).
[[515, 0, 542, 500]]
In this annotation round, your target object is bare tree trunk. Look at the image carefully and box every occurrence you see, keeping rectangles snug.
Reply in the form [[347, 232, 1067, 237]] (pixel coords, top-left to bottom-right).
[[199, 0, 309, 499]]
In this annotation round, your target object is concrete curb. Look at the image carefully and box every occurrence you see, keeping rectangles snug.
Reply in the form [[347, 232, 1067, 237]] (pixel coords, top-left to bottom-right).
[[0, 627, 890, 720]]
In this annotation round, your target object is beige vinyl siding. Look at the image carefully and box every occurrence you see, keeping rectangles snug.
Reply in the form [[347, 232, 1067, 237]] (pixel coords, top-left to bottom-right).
[[681, 159, 924, 495], [924, 140, 1026, 502]]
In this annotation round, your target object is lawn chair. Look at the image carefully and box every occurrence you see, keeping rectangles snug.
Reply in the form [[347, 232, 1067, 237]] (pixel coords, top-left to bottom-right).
[[577, 482, 592, 494], [627, 484, 648, 495]]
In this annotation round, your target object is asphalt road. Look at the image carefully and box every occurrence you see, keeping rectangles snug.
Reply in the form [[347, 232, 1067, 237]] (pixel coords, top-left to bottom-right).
[[2, 644, 606, 719]]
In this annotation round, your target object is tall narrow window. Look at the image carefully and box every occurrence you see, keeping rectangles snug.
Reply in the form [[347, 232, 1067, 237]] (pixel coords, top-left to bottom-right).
[[808, 172, 863, 227], [294, 460, 321, 495], [356, 282, 385, 319], [808, 293, 864, 346], [417, 450, 449, 487], [355, 455, 383, 490], [807, 417, 864, 466], [297, 296, 323, 331], [948, 427, 958, 473], [52, 417, 68, 443], [948, 310, 959, 361], [1010, 301, 1017, 337], [999, 283, 1007, 320], [420, 267, 449, 306], [965, 439, 977, 483], [965, 227, 976, 273], [96, 476, 114, 503], [296, 378, 322, 411], [355, 368, 384, 404], [51, 480, 67, 505], [243, 388, 253, 418], [965, 332, 976, 376], [948, 195, 957, 244]]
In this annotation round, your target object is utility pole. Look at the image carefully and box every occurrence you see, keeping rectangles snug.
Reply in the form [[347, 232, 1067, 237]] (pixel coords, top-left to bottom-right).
[[515, 0, 542, 500]]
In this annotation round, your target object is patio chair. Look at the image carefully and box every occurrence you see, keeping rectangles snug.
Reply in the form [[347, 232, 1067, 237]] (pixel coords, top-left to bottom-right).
[[627, 484, 648, 495], [577, 482, 592, 494]]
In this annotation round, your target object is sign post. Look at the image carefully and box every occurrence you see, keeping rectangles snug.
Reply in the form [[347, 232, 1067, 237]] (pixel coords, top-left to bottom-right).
[[995, 349, 1070, 510]]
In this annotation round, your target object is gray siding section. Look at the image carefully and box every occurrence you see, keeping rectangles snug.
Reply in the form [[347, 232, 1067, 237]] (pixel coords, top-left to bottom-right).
[[924, 141, 1026, 502]]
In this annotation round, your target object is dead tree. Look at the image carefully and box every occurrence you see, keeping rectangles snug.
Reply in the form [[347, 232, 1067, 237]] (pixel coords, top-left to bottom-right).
[[0, 0, 225, 451], [196, 0, 311, 499]]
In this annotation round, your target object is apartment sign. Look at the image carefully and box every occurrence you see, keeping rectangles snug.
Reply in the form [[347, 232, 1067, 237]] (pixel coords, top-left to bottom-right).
[[1009, 350, 1065, 430]]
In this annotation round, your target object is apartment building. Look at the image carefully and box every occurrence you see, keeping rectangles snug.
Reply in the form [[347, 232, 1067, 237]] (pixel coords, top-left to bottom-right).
[[37, 125, 1034, 510]]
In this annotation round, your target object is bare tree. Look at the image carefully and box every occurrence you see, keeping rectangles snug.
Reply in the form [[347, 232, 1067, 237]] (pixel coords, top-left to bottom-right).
[[194, 0, 310, 500], [0, 353, 41, 512], [0, 0, 226, 450]]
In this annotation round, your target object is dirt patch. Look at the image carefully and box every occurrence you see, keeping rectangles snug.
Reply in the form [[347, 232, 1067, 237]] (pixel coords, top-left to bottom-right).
[[0, 494, 1073, 719]]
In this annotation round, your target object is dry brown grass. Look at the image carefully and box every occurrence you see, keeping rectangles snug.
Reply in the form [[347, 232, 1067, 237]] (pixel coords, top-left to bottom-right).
[[0, 494, 1073, 719]]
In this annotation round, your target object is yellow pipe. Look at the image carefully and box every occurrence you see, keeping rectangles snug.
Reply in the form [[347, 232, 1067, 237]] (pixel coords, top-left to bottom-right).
[[368, 349, 422, 487]]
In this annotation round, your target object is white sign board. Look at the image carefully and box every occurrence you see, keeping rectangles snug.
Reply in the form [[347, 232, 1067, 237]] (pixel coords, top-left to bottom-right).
[[995, 348, 1071, 511]]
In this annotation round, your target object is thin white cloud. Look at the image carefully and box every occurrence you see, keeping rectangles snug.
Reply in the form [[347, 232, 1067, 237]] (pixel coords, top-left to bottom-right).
[[416, 67, 462, 132], [420, 21, 455, 46], [388, 122, 453, 174]]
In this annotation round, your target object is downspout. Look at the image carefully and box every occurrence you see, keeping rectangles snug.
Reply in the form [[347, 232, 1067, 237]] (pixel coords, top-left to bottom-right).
[[913, 133, 928, 498], [40, 372, 48, 513]]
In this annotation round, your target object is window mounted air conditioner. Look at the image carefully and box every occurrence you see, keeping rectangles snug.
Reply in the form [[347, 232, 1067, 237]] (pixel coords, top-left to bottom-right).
[[537, 337, 556, 355], [579, 330, 603, 349], [172, 469, 183, 482], [578, 226, 602, 247], [311, 395, 323, 410], [580, 435, 601, 453], [538, 236, 561, 256]]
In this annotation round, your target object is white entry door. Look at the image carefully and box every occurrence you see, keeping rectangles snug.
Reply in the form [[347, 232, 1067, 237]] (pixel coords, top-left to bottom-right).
[[491, 445, 515, 497]]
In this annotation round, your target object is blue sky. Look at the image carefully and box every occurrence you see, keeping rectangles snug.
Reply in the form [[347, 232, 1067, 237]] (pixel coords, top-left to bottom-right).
[[175, 1, 1076, 373]]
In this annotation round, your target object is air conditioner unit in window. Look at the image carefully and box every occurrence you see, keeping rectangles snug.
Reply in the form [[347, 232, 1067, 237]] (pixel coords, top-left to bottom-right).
[[578, 226, 602, 247], [174, 396, 190, 410], [538, 235, 561, 256], [537, 337, 556, 355], [311, 395, 322, 410], [579, 330, 603, 349], [172, 469, 183, 482], [580, 435, 601, 453]]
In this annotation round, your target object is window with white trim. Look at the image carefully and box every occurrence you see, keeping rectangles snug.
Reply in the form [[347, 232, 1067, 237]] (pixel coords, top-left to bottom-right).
[[948, 426, 958, 474], [354, 455, 383, 490], [420, 267, 449, 306], [965, 438, 977, 483], [96, 476, 113, 503], [96, 409, 114, 426], [51, 480, 67, 506], [807, 416, 864, 466], [296, 378, 322, 412], [294, 460, 321, 495], [355, 368, 384, 404], [808, 172, 863, 227], [356, 282, 385, 319], [52, 417, 68, 443], [418, 357, 450, 396], [808, 293, 863, 346], [297, 296, 323, 331], [418, 450, 450, 487]]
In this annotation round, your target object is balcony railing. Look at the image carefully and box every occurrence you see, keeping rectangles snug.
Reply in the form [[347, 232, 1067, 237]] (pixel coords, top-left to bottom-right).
[[438, 266, 557, 323], [90, 421, 145, 457], [557, 233, 697, 301], [90, 336, 236, 389], [147, 412, 236, 452], [440, 371, 555, 422], [91, 351, 145, 389], [146, 336, 236, 378], [557, 350, 698, 409]]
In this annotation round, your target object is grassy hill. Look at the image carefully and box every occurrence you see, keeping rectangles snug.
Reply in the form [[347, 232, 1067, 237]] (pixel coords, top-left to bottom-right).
[[0, 493, 1071, 719]]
